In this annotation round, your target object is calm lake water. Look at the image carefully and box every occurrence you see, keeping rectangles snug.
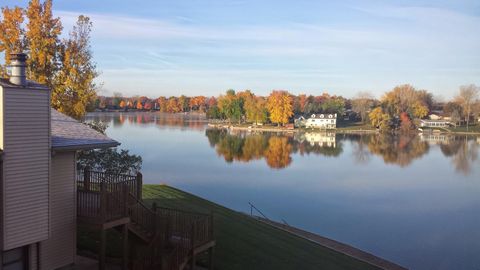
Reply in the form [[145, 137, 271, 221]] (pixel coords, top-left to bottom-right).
[[86, 112, 480, 270]]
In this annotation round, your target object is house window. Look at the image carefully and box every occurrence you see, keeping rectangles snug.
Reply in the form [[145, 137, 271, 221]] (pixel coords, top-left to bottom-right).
[[2, 247, 28, 270]]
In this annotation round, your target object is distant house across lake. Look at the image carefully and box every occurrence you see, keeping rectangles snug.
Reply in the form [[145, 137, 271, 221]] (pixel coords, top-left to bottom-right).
[[420, 119, 451, 128], [304, 114, 337, 129]]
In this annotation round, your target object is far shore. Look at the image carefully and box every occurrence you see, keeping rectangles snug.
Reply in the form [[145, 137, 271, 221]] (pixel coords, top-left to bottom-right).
[[206, 123, 480, 136], [87, 111, 480, 136]]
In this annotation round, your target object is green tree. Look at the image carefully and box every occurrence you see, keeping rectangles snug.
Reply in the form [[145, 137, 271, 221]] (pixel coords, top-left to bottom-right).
[[321, 97, 346, 115], [77, 122, 142, 174], [243, 92, 268, 124], [206, 105, 223, 119], [178, 95, 189, 112], [53, 15, 97, 119], [218, 89, 243, 124]]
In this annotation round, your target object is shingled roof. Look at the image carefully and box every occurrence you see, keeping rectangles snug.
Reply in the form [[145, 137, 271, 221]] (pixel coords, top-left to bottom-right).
[[51, 109, 120, 151]]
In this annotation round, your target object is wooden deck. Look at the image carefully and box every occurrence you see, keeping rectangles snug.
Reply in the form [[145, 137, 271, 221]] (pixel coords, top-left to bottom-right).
[[76, 168, 215, 270]]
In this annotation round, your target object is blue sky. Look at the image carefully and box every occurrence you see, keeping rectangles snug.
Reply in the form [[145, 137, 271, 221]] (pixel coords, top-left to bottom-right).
[[3, 0, 480, 98]]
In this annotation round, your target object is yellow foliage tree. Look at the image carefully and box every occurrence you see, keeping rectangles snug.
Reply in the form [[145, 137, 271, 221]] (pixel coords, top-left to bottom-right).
[[267, 90, 293, 126], [52, 15, 97, 119], [369, 107, 391, 131], [25, 0, 62, 87], [381, 84, 431, 119], [0, 6, 25, 75]]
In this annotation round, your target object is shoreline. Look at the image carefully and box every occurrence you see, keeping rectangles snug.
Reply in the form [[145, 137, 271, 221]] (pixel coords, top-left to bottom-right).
[[254, 216, 407, 270], [207, 123, 480, 136], [143, 184, 400, 270]]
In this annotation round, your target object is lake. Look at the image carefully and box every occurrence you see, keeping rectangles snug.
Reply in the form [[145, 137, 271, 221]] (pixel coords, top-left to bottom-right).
[[86, 112, 480, 270]]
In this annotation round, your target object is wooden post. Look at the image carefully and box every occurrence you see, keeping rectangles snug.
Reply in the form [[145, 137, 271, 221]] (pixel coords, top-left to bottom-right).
[[99, 229, 106, 270], [123, 184, 129, 217], [122, 224, 129, 270], [208, 247, 214, 270], [100, 182, 107, 222], [209, 210, 214, 270], [209, 210, 214, 241], [84, 166, 91, 191], [136, 172, 143, 200], [190, 222, 196, 270], [152, 202, 158, 236]]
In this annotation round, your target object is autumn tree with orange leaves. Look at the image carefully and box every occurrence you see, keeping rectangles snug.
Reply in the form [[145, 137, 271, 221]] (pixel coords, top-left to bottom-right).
[[25, 0, 62, 87], [267, 90, 293, 126], [1, 1, 97, 119], [0, 6, 25, 76]]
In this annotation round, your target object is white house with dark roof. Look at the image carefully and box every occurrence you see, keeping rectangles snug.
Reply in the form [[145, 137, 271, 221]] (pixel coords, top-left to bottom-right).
[[305, 113, 337, 129]]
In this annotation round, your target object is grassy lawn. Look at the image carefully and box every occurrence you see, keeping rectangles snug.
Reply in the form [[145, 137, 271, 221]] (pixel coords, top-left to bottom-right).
[[142, 185, 380, 270], [445, 125, 480, 133], [335, 121, 376, 131]]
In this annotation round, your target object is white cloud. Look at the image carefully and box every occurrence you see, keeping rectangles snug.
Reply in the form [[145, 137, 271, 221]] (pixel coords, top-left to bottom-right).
[[54, 6, 480, 97]]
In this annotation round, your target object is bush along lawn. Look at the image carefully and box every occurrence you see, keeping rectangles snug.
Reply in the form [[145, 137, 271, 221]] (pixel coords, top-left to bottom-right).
[[142, 184, 381, 270]]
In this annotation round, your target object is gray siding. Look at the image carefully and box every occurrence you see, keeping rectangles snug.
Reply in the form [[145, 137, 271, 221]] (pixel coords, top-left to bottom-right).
[[1, 87, 51, 250], [40, 152, 76, 270]]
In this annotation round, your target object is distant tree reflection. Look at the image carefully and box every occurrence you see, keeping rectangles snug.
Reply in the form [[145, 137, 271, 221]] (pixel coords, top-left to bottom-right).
[[205, 129, 341, 169], [264, 137, 292, 169], [349, 134, 371, 165], [440, 137, 479, 175], [86, 112, 207, 130], [366, 133, 430, 167]]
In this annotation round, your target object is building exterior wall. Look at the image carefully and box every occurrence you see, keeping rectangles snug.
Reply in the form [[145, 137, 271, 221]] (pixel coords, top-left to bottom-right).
[[305, 114, 337, 129], [420, 121, 449, 127], [40, 152, 76, 270], [0, 86, 51, 250]]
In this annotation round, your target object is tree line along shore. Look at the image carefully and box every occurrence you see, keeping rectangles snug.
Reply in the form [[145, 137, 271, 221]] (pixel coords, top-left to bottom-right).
[[95, 84, 480, 133]]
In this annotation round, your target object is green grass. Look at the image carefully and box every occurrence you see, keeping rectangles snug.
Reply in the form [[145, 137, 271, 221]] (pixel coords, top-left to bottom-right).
[[142, 185, 380, 270], [445, 124, 480, 133], [335, 121, 376, 131]]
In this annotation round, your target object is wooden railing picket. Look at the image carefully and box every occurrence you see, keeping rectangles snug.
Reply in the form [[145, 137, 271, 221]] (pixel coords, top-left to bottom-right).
[[84, 166, 91, 191], [136, 172, 143, 200], [100, 182, 107, 223]]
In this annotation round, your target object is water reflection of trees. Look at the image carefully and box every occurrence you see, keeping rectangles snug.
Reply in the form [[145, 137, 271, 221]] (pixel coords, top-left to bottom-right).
[[348, 133, 479, 174], [206, 130, 480, 173], [365, 133, 430, 167], [439, 137, 479, 175], [205, 129, 341, 169], [86, 112, 207, 130]]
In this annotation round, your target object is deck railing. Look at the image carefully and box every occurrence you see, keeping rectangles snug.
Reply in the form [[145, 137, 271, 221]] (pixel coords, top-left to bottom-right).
[[77, 182, 130, 223], [76, 168, 214, 269], [77, 167, 142, 199]]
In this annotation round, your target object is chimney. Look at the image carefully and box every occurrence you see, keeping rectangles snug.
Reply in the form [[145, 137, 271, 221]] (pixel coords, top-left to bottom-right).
[[9, 53, 28, 86]]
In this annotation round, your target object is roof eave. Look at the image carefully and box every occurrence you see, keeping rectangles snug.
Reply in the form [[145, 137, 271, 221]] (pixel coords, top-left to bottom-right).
[[52, 142, 120, 152]]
